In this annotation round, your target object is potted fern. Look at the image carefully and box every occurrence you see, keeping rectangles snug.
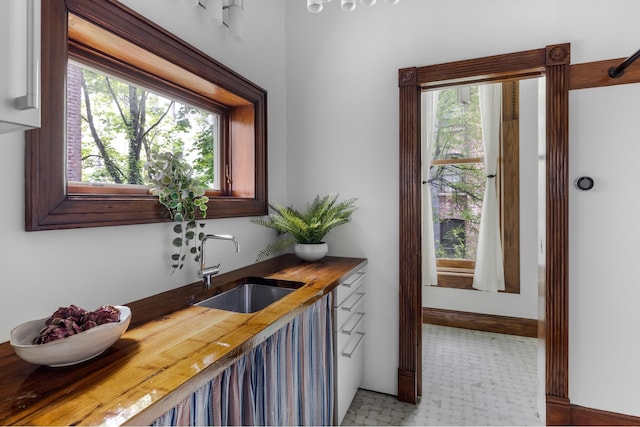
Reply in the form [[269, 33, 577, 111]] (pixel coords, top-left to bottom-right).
[[252, 193, 357, 262], [146, 151, 209, 272]]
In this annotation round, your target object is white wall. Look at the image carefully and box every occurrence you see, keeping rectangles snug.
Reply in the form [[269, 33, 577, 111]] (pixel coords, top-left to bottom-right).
[[569, 84, 640, 417], [284, 0, 640, 414], [0, 0, 287, 342]]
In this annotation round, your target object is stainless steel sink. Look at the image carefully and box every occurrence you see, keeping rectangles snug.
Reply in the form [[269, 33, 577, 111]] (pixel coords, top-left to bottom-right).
[[196, 277, 304, 313]]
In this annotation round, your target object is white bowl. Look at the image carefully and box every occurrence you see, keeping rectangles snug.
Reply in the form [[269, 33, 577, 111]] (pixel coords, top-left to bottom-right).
[[10, 305, 131, 367]]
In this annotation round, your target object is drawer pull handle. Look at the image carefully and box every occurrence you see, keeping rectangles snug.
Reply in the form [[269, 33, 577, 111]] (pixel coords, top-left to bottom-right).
[[340, 271, 365, 288], [341, 292, 364, 312], [342, 332, 365, 358], [341, 312, 365, 335], [15, 0, 39, 110]]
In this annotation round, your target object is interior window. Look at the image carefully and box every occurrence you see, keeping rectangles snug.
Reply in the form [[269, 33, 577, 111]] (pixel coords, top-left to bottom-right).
[[428, 82, 520, 293], [25, 0, 267, 231], [429, 86, 484, 262]]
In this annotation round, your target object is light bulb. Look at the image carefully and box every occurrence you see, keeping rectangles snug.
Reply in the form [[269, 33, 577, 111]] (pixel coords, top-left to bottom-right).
[[341, 0, 356, 11], [207, 0, 223, 24], [361, 0, 376, 5], [307, 0, 323, 13], [227, 1, 243, 41]]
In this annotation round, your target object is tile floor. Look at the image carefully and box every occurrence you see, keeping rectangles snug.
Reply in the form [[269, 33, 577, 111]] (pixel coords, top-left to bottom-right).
[[342, 324, 543, 426]]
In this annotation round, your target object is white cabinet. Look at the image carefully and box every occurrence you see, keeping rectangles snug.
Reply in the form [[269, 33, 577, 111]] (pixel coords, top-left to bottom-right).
[[0, 0, 41, 134], [334, 267, 366, 425]]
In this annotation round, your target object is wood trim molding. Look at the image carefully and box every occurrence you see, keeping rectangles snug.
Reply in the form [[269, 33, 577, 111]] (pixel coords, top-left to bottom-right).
[[416, 48, 546, 89], [398, 44, 571, 427], [422, 307, 537, 338], [548, 399, 640, 426], [547, 395, 572, 426], [570, 57, 640, 90], [26, 0, 268, 231], [571, 404, 640, 426], [545, 43, 570, 410], [398, 66, 422, 403]]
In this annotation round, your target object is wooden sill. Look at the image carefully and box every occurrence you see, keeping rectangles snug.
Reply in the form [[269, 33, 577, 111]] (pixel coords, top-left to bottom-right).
[[435, 259, 475, 289], [68, 182, 151, 195], [437, 266, 474, 275], [436, 270, 474, 289], [67, 182, 225, 197]]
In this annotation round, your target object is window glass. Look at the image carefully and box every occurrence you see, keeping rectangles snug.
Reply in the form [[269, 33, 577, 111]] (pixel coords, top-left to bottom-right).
[[428, 86, 485, 261], [66, 61, 220, 192]]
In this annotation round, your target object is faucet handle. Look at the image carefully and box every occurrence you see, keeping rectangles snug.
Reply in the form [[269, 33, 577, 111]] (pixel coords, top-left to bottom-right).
[[197, 264, 220, 279]]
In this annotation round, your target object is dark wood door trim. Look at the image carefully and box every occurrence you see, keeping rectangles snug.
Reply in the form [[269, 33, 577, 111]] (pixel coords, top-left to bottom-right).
[[544, 44, 571, 424], [397, 67, 422, 403], [397, 44, 571, 426]]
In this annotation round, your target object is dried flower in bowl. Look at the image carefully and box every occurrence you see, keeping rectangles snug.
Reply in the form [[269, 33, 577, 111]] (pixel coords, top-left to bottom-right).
[[33, 305, 121, 344]]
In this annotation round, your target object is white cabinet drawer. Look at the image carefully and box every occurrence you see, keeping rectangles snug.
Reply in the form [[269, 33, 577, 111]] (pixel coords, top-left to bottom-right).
[[339, 288, 364, 313], [336, 295, 365, 353], [334, 270, 365, 307], [340, 331, 365, 359], [335, 331, 365, 425], [341, 310, 365, 336], [338, 321, 365, 359], [337, 290, 364, 321], [333, 266, 366, 425]]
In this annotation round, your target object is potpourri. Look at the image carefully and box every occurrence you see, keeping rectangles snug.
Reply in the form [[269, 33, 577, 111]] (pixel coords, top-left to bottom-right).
[[32, 305, 121, 344]]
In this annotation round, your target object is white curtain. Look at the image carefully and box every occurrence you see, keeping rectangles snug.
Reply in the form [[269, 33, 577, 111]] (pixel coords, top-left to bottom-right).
[[422, 90, 440, 288], [473, 83, 505, 292]]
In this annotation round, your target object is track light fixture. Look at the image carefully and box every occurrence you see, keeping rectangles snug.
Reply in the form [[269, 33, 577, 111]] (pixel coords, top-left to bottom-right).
[[307, 0, 399, 13], [192, 0, 244, 41]]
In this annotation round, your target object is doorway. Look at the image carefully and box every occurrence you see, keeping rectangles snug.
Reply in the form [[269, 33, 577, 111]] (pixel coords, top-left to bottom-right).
[[397, 44, 571, 425], [420, 76, 544, 419]]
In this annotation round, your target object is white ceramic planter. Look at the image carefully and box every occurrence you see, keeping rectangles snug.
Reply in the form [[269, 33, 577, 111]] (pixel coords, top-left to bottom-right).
[[294, 242, 328, 262]]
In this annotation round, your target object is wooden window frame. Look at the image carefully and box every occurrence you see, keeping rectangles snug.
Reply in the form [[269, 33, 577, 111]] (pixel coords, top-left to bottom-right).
[[25, 0, 268, 231], [432, 81, 520, 293]]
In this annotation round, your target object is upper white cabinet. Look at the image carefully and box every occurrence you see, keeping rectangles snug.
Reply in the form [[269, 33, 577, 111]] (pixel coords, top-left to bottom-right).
[[0, 0, 40, 134]]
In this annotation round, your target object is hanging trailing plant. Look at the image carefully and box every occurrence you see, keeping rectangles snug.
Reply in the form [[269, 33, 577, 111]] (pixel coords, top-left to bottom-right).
[[146, 151, 209, 272]]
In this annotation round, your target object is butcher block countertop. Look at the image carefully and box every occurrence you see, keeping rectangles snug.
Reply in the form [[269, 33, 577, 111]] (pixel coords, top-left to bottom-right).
[[0, 255, 367, 426]]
